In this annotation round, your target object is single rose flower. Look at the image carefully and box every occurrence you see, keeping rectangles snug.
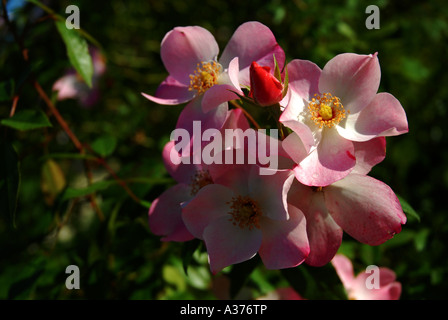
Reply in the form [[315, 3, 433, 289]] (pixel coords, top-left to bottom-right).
[[280, 53, 408, 187], [182, 161, 308, 274]]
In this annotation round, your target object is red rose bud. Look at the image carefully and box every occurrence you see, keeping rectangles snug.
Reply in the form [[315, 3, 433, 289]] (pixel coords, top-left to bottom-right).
[[249, 61, 284, 106]]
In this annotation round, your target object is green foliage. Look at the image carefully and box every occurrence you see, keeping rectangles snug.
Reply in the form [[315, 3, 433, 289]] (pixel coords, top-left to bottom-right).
[[1, 109, 52, 131], [55, 20, 94, 88], [0, 0, 447, 300]]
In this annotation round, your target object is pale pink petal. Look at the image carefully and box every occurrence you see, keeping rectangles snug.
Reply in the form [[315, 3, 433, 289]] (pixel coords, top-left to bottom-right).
[[350, 268, 401, 300], [258, 204, 309, 269], [53, 74, 79, 100], [162, 140, 203, 185], [204, 216, 262, 274], [352, 137, 386, 175], [221, 108, 250, 131], [293, 128, 356, 187], [331, 254, 356, 290], [226, 56, 242, 90], [249, 167, 294, 221], [280, 95, 316, 153], [201, 84, 242, 113], [286, 59, 321, 101], [304, 194, 343, 266], [319, 53, 380, 114], [219, 21, 285, 86], [141, 76, 194, 105], [324, 174, 406, 246], [148, 183, 195, 242], [281, 131, 309, 165], [161, 26, 219, 85], [289, 182, 343, 266], [207, 153, 252, 195], [181, 184, 235, 239], [338, 92, 409, 142], [175, 97, 228, 156]]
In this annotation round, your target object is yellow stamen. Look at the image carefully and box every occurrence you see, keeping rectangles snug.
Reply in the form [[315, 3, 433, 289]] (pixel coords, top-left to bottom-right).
[[189, 61, 222, 95], [227, 195, 262, 230], [308, 93, 348, 128]]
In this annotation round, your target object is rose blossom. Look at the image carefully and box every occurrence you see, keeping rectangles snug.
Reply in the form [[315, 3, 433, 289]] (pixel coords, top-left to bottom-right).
[[280, 53, 408, 186]]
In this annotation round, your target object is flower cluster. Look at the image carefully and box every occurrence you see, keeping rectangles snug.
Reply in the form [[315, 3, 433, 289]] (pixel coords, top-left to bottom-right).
[[144, 21, 408, 275]]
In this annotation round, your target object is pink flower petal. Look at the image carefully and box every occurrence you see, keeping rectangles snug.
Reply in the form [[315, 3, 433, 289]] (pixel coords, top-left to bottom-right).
[[162, 140, 204, 185], [281, 131, 309, 165], [289, 182, 343, 266], [207, 154, 252, 195], [293, 128, 356, 187], [350, 268, 401, 300], [181, 184, 235, 239], [161, 26, 219, 85], [280, 96, 316, 153], [53, 74, 79, 100], [148, 183, 195, 242], [331, 254, 356, 290], [338, 92, 409, 142], [175, 97, 228, 156], [204, 216, 262, 274], [324, 174, 406, 245], [351, 137, 386, 175], [221, 108, 250, 131], [319, 53, 380, 115], [226, 56, 242, 91], [220, 21, 285, 86], [305, 196, 343, 266], [258, 204, 309, 269], [141, 76, 194, 105], [249, 167, 294, 221], [201, 84, 242, 113], [286, 59, 321, 101]]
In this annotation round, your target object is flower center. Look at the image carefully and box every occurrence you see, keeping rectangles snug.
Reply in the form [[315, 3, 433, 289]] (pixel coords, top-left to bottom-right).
[[308, 93, 348, 128], [227, 195, 262, 230], [190, 170, 213, 196], [188, 61, 222, 95]]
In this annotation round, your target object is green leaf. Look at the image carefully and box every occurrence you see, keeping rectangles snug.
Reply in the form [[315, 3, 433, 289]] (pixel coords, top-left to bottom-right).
[[181, 239, 202, 275], [227, 255, 261, 299], [397, 195, 420, 222], [1, 109, 52, 131], [282, 263, 347, 300], [62, 180, 116, 200], [55, 20, 94, 88], [273, 54, 282, 83], [91, 135, 117, 157], [282, 63, 289, 98], [8, 267, 45, 299], [0, 79, 15, 101], [0, 142, 20, 227]]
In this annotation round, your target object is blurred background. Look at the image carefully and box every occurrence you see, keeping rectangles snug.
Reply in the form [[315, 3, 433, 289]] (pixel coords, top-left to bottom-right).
[[0, 0, 447, 299]]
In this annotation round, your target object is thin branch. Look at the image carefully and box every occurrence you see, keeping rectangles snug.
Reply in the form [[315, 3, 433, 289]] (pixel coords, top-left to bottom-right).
[[2, 3, 144, 209]]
